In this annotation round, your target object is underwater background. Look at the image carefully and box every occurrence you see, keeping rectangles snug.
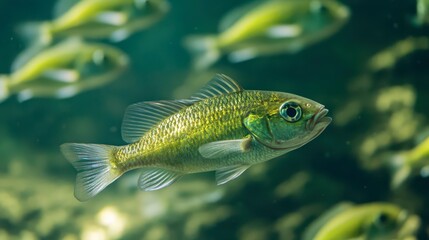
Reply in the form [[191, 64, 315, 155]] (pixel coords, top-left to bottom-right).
[[0, 0, 428, 239]]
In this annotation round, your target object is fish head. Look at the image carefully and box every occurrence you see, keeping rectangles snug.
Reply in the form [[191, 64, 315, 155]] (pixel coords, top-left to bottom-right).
[[361, 204, 419, 240], [299, 0, 350, 33], [244, 92, 331, 150], [78, 44, 129, 78]]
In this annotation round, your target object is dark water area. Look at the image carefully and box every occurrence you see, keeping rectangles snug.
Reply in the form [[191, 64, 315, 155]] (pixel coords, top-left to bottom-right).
[[0, 0, 428, 239]]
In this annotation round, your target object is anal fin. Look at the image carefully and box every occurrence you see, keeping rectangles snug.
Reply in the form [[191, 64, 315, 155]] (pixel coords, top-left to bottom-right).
[[216, 165, 250, 185], [138, 168, 182, 191]]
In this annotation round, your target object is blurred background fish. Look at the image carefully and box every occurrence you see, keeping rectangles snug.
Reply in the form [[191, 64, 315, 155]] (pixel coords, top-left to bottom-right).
[[414, 0, 429, 26], [388, 136, 429, 189], [303, 202, 420, 240], [184, 0, 349, 69], [0, 38, 128, 102], [18, 0, 170, 45]]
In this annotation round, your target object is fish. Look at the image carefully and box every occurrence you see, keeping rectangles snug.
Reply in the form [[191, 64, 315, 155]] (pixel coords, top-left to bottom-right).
[[60, 74, 331, 201], [389, 136, 429, 189], [18, 0, 170, 44], [368, 37, 429, 73], [0, 38, 128, 102], [184, 0, 349, 69], [414, 0, 429, 26], [303, 202, 420, 240]]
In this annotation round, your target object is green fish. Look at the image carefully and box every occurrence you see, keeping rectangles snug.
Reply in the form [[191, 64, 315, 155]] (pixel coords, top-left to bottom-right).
[[303, 202, 420, 240], [0, 38, 128, 102], [19, 0, 169, 44], [184, 0, 349, 69], [390, 136, 429, 189], [61, 74, 331, 201], [414, 0, 429, 26], [368, 37, 429, 73]]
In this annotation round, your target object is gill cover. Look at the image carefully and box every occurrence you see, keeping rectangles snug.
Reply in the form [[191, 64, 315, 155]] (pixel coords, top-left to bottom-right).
[[243, 113, 276, 148]]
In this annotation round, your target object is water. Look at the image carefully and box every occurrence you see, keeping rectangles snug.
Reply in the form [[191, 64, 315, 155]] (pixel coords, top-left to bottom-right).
[[0, 0, 428, 239]]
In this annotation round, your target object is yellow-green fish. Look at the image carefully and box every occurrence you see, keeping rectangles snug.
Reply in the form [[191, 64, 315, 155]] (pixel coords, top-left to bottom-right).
[[390, 136, 429, 189], [0, 38, 128, 102], [184, 0, 349, 69], [414, 0, 429, 26], [61, 74, 331, 201], [368, 37, 429, 73], [20, 0, 169, 44], [303, 202, 420, 240]]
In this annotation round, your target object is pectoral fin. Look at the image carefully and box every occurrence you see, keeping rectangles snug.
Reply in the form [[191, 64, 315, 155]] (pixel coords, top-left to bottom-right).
[[138, 168, 182, 191], [266, 24, 302, 38], [228, 48, 257, 63], [95, 11, 128, 26], [216, 165, 250, 185], [198, 136, 252, 159]]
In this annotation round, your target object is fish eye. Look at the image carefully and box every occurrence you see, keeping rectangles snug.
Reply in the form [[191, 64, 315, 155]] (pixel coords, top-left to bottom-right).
[[92, 50, 108, 66], [279, 101, 302, 122], [319, 5, 329, 13], [373, 212, 391, 228]]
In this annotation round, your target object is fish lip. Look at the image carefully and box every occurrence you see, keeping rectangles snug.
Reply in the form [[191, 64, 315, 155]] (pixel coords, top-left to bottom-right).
[[306, 107, 332, 131]]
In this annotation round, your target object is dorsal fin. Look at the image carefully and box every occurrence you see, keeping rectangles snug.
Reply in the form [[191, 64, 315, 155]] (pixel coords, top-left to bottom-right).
[[190, 73, 243, 101], [121, 100, 191, 143]]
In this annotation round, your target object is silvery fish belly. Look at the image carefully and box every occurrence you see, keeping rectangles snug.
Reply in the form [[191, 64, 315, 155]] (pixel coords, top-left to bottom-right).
[[61, 74, 331, 201]]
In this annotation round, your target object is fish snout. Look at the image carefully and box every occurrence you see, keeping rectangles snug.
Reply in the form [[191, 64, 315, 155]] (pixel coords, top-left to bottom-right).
[[306, 107, 332, 131]]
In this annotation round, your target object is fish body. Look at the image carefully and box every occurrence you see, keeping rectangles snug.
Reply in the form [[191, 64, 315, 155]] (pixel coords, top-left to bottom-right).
[[61, 74, 331, 201], [0, 38, 128, 102], [303, 202, 419, 240], [20, 0, 169, 44], [185, 0, 349, 69]]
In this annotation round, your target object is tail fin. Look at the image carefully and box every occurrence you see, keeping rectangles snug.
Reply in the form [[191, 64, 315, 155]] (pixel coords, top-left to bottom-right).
[[16, 22, 53, 46], [184, 35, 220, 70], [0, 75, 10, 103], [60, 143, 121, 201]]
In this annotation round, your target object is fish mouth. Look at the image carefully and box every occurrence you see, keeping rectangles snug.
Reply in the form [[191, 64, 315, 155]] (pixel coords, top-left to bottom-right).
[[306, 107, 332, 131]]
